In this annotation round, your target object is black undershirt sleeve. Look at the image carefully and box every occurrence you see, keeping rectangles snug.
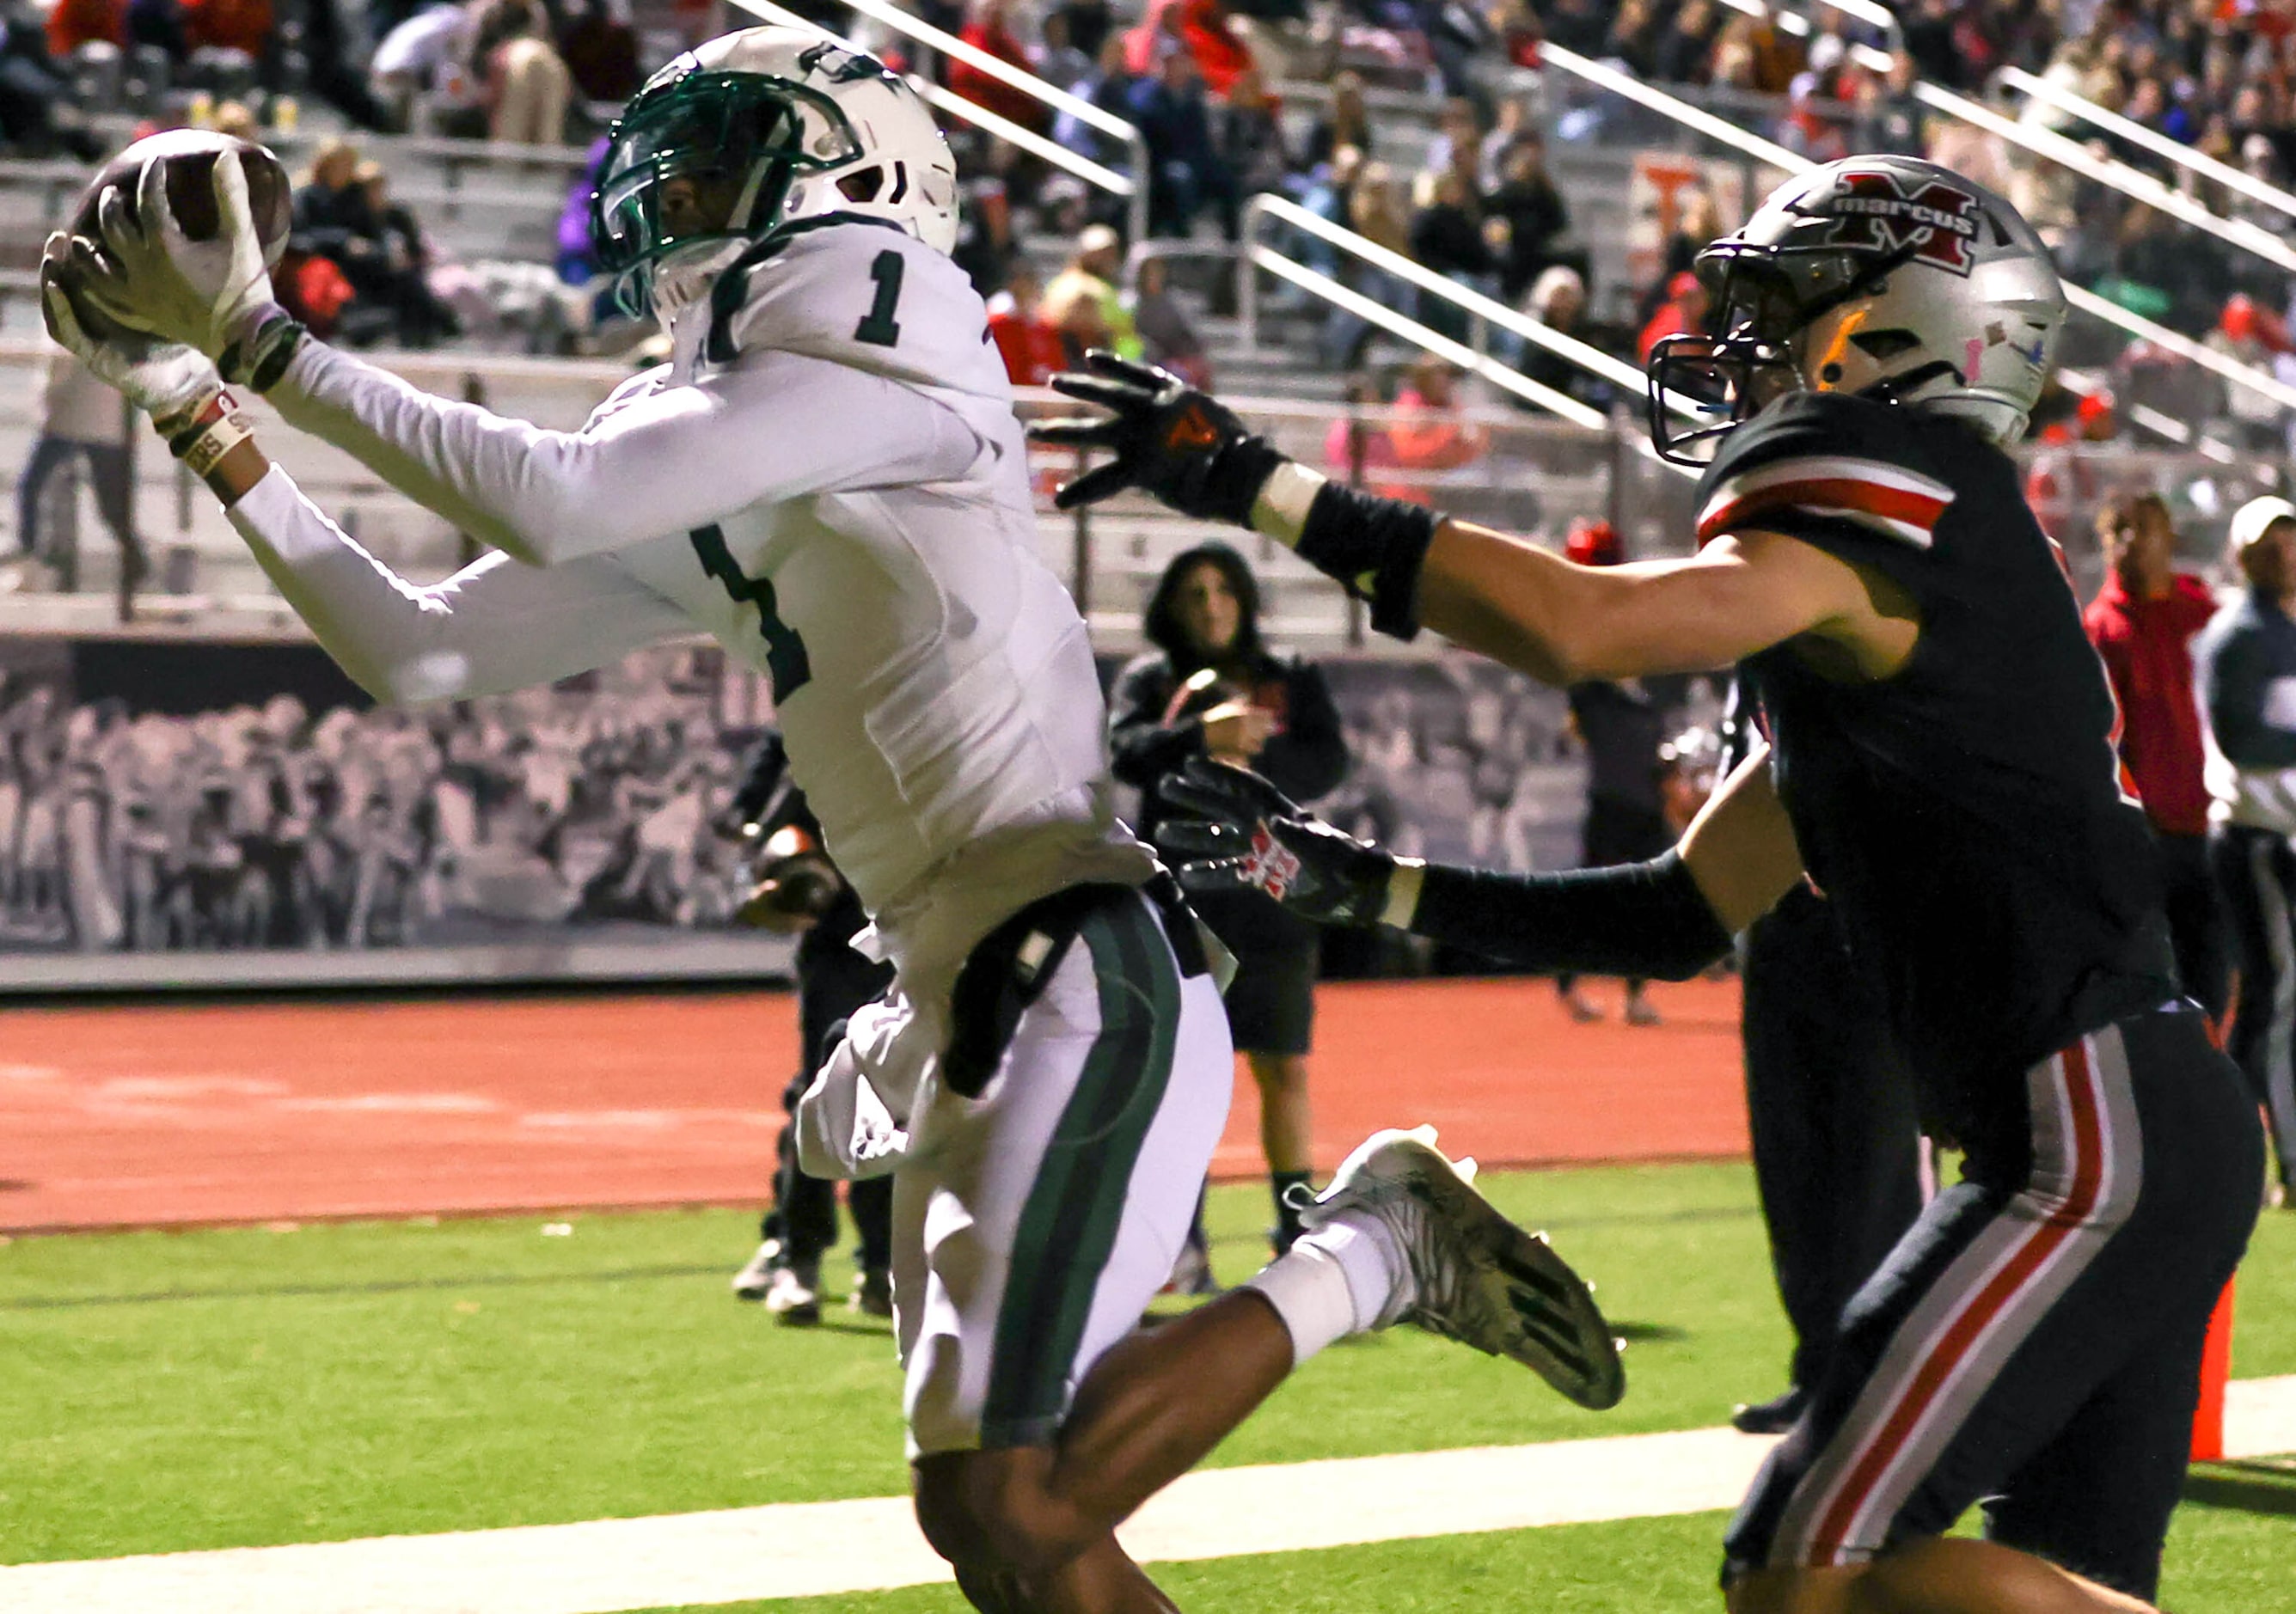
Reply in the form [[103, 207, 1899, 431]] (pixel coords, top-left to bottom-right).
[[1408, 850, 1737, 981]]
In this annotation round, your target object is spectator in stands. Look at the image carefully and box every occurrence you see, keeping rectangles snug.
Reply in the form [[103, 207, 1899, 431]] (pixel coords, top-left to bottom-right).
[[181, 0, 270, 64], [1316, 157, 1411, 366], [1778, 70, 1848, 162], [1420, 96, 1482, 193], [46, 0, 123, 57], [556, 0, 640, 104], [1385, 355, 1486, 503], [1301, 69, 1372, 173], [13, 350, 144, 614], [1485, 134, 1568, 303], [1601, 0, 1659, 77], [949, 136, 1016, 293], [1323, 372, 1400, 489], [1061, 33, 1137, 171], [1652, 0, 1718, 84], [1035, 6, 1093, 95], [1127, 0, 1253, 98], [1131, 43, 1240, 236], [1216, 64, 1289, 198], [952, 0, 1050, 135], [1051, 0, 1112, 61], [125, 0, 184, 61], [291, 139, 456, 347], [2022, 388, 2116, 538], [1515, 262, 1625, 413], [357, 160, 462, 345], [480, 0, 572, 145], [1639, 186, 1718, 327], [1637, 269, 1708, 364], [2208, 293, 2293, 450], [987, 265, 1065, 387], [1043, 223, 1142, 360], [1133, 254, 1212, 388], [370, 0, 468, 130], [2083, 491, 2227, 1024], [2198, 495, 2296, 1207], [2, 3, 99, 156], [1407, 168, 1496, 306]]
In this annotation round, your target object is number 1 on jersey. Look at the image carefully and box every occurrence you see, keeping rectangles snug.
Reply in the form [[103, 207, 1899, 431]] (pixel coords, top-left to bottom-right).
[[854, 250, 903, 347], [690, 525, 811, 704]]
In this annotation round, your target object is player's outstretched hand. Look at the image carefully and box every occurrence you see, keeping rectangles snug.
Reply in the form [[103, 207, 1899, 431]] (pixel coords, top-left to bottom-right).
[[80, 155, 291, 382], [40, 238, 222, 428], [1154, 756, 1394, 926], [1027, 351, 1286, 523]]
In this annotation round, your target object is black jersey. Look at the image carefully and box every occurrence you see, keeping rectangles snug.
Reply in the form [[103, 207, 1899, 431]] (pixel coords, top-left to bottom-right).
[[1703, 392, 2175, 1177]]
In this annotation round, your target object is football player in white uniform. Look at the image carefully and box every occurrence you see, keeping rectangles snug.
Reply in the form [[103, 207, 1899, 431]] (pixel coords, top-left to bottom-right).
[[41, 30, 1619, 1610]]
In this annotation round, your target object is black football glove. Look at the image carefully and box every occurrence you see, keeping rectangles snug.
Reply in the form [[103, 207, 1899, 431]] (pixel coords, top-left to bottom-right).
[[1154, 756, 1394, 926], [1026, 351, 1286, 523]]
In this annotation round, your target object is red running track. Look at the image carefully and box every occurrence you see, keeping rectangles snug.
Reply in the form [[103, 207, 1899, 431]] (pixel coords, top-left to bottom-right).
[[0, 975, 1747, 1232]]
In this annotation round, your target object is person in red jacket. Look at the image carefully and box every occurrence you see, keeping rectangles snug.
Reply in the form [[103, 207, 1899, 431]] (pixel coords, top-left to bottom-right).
[[2084, 489, 2229, 1020], [986, 265, 1065, 388], [951, 0, 1050, 134]]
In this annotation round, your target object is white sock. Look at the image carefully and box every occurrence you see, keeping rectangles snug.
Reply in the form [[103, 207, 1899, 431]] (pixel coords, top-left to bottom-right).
[[1243, 1214, 1408, 1364]]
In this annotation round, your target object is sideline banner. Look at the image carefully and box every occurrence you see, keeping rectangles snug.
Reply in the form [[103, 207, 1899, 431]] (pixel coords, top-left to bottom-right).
[[0, 633, 1699, 991]]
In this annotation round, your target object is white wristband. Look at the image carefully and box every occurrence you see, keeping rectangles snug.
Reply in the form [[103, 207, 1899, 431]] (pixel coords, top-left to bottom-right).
[[1251, 461, 1326, 547], [1380, 857, 1426, 930], [179, 405, 257, 479]]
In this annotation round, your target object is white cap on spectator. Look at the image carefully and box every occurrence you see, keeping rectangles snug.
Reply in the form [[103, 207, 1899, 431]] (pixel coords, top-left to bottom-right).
[[2230, 495, 2296, 551], [1078, 223, 1122, 255]]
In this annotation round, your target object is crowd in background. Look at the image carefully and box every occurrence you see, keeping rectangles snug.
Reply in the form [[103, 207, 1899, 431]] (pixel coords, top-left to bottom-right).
[[0, 651, 753, 951], [8, 0, 2296, 530]]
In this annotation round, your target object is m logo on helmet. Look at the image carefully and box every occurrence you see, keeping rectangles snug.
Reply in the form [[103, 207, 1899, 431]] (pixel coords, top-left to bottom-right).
[[1825, 168, 1980, 276]]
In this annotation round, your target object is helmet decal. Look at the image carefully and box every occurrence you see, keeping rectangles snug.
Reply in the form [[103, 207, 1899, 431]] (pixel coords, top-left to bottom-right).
[[1827, 168, 1981, 277], [1645, 156, 2066, 464]]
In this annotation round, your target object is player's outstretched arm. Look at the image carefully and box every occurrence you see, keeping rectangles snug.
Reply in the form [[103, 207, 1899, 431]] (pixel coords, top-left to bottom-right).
[[1031, 355, 1880, 682], [70, 162, 984, 566], [224, 465, 695, 701], [1153, 746, 1802, 976]]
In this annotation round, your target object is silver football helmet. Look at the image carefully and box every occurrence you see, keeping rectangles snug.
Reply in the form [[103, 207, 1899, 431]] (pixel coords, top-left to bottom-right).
[[591, 27, 959, 321], [1648, 156, 2067, 464]]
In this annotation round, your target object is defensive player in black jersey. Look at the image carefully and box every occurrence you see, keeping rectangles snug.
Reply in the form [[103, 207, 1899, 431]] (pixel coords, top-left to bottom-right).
[[1032, 155, 2262, 1613]]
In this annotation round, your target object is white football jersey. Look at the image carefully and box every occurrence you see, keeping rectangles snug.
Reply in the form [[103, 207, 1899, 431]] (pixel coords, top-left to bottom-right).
[[230, 218, 1153, 982]]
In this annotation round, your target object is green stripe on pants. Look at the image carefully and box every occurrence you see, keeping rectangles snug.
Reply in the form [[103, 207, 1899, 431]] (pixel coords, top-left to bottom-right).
[[982, 896, 1183, 1446]]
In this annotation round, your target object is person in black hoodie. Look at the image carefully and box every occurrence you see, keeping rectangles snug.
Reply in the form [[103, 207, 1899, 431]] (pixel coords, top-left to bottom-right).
[[1110, 542, 1348, 1266]]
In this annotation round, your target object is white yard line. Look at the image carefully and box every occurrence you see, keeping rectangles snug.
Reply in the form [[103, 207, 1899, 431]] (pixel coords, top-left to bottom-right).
[[6, 1377, 2292, 1614]]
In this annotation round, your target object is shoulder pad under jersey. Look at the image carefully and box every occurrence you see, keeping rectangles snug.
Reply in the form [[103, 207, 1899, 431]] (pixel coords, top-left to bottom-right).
[[702, 217, 1010, 406], [588, 362, 672, 428], [1694, 391, 1958, 553]]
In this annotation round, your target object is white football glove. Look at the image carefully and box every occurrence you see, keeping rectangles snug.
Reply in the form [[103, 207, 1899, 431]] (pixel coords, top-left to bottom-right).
[[40, 238, 223, 428], [80, 153, 295, 384]]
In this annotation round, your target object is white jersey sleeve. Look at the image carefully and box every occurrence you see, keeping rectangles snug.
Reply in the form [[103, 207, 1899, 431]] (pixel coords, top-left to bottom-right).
[[225, 463, 693, 700], [261, 334, 988, 566]]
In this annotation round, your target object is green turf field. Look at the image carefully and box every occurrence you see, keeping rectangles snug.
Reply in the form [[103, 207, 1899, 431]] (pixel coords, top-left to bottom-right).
[[5, 1162, 2292, 1609]]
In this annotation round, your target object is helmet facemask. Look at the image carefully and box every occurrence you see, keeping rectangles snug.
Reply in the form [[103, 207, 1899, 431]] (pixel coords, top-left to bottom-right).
[[591, 69, 866, 319]]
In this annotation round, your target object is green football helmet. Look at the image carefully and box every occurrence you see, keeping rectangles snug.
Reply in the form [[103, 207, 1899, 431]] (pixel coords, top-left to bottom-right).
[[591, 27, 958, 319]]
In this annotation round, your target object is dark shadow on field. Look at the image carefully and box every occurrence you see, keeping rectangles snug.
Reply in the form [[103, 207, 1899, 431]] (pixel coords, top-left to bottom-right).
[[2183, 1461, 2296, 1518], [1613, 1321, 1688, 1342]]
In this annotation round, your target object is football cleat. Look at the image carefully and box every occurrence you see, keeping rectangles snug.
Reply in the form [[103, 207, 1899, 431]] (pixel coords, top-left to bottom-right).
[[732, 1238, 781, 1301], [762, 1262, 821, 1326], [1303, 1126, 1626, 1410]]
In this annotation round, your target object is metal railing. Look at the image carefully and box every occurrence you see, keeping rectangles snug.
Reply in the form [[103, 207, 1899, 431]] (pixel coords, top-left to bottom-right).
[[1705, 0, 2296, 280], [731, 0, 1148, 248], [1996, 64, 2296, 227], [1234, 192, 1706, 455], [1523, 40, 2296, 419]]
